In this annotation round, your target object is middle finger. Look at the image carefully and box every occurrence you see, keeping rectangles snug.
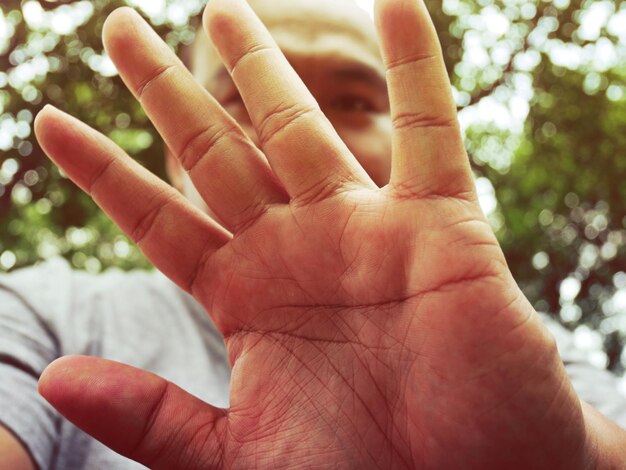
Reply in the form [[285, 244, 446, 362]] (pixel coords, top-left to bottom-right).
[[203, 0, 376, 203]]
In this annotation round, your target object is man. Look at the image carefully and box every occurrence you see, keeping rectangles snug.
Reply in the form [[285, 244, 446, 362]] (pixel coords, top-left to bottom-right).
[[1, 0, 626, 468]]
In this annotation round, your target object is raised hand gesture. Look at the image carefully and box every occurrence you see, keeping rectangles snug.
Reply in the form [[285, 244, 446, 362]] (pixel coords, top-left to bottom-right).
[[35, 0, 620, 468]]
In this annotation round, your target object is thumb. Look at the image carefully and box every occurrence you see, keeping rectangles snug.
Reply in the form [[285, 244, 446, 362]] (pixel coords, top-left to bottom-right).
[[39, 356, 227, 469]]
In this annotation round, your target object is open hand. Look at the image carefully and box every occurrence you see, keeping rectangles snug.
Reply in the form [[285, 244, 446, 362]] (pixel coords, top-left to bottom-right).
[[35, 0, 600, 468]]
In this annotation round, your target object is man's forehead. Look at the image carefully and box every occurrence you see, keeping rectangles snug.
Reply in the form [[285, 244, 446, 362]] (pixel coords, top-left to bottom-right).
[[191, 0, 383, 88]]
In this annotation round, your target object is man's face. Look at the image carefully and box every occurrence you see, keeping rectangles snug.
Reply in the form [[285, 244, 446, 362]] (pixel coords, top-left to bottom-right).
[[182, 0, 392, 197]]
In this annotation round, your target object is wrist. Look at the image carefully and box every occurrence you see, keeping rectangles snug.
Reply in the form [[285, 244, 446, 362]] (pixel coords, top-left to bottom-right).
[[581, 400, 626, 469]]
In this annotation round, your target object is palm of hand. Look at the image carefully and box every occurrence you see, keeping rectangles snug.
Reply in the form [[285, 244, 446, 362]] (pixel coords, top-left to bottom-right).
[[34, 0, 591, 468], [204, 190, 584, 468]]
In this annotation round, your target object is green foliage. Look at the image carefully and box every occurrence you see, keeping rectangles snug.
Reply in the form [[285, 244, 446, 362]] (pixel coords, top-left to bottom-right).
[[0, 0, 204, 272], [1, 0, 626, 371]]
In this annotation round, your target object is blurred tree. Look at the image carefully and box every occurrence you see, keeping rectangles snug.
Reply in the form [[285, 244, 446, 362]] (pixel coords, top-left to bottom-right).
[[0, 0, 625, 373], [449, 0, 626, 374], [0, 0, 205, 272]]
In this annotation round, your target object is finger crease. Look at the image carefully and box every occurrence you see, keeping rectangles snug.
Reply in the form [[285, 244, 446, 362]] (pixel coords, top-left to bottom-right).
[[392, 112, 457, 131], [258, 104, 318, 147], [127, 381, 171, 464], [87, 157, 116, 195], [136, 63, 177, 100], [231, 200, 270, 233], [386, 52, 437, 71], [178, 125, 238, 173], [391, 182, 475, 203], [131, 192, 179, 245], [187, 238, 216, 295], [229, 43, 274, 75]]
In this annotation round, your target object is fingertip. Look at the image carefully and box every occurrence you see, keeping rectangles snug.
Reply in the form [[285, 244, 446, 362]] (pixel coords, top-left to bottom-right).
[[34, 106, 84, 157], [34, 103, 58, 127], [203, 0, 254, 50], [202, 0, 229, 21], [38, 356, 164, 413], [38, 355, 89, 406], [33, 104, 53, 138], [37, 356, 60, 400], [374, 0, 396, 29], [38, 356, 225, 468], [103, 6, 140, 34], [375, 0, 439, 59], [203, 0, 235, 41], [374, 0, 404, 25], [102, 7, 142, 57], [201, 0, 212, 30], [373, 0, 386, 25], [34, 105, 66, 152]]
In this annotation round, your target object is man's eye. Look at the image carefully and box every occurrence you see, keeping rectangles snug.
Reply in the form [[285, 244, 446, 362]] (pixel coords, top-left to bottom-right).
[[331, 94, 377, 113]]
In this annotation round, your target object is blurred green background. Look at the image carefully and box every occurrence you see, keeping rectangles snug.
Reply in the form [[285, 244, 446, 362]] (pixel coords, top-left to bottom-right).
[[1, 0, 626, 378]]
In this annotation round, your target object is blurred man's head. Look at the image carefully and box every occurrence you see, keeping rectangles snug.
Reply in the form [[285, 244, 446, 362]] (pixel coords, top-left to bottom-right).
[[167, 0, 392, 209]]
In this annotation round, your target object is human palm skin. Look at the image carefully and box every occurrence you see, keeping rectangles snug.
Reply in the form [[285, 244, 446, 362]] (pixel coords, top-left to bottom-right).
[[208, 194, 587, 468], [33, 0, 608, 468]]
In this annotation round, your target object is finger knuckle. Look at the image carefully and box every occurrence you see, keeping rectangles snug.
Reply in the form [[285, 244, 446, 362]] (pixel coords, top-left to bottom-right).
[[131, 191, 178, 245], [178, 124, 240, 173], [257, 102, 319, 147], [392, 112, 457, 131], [229, 43, 274, 74], [87, 157, 117, 195], [126, 381, 170, 464], [136, 64, 177, 100], [386, 52, 438, 71]]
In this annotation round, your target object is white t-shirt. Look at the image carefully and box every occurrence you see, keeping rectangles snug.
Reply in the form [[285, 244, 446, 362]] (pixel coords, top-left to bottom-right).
[[0, 258, 230, 469]]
